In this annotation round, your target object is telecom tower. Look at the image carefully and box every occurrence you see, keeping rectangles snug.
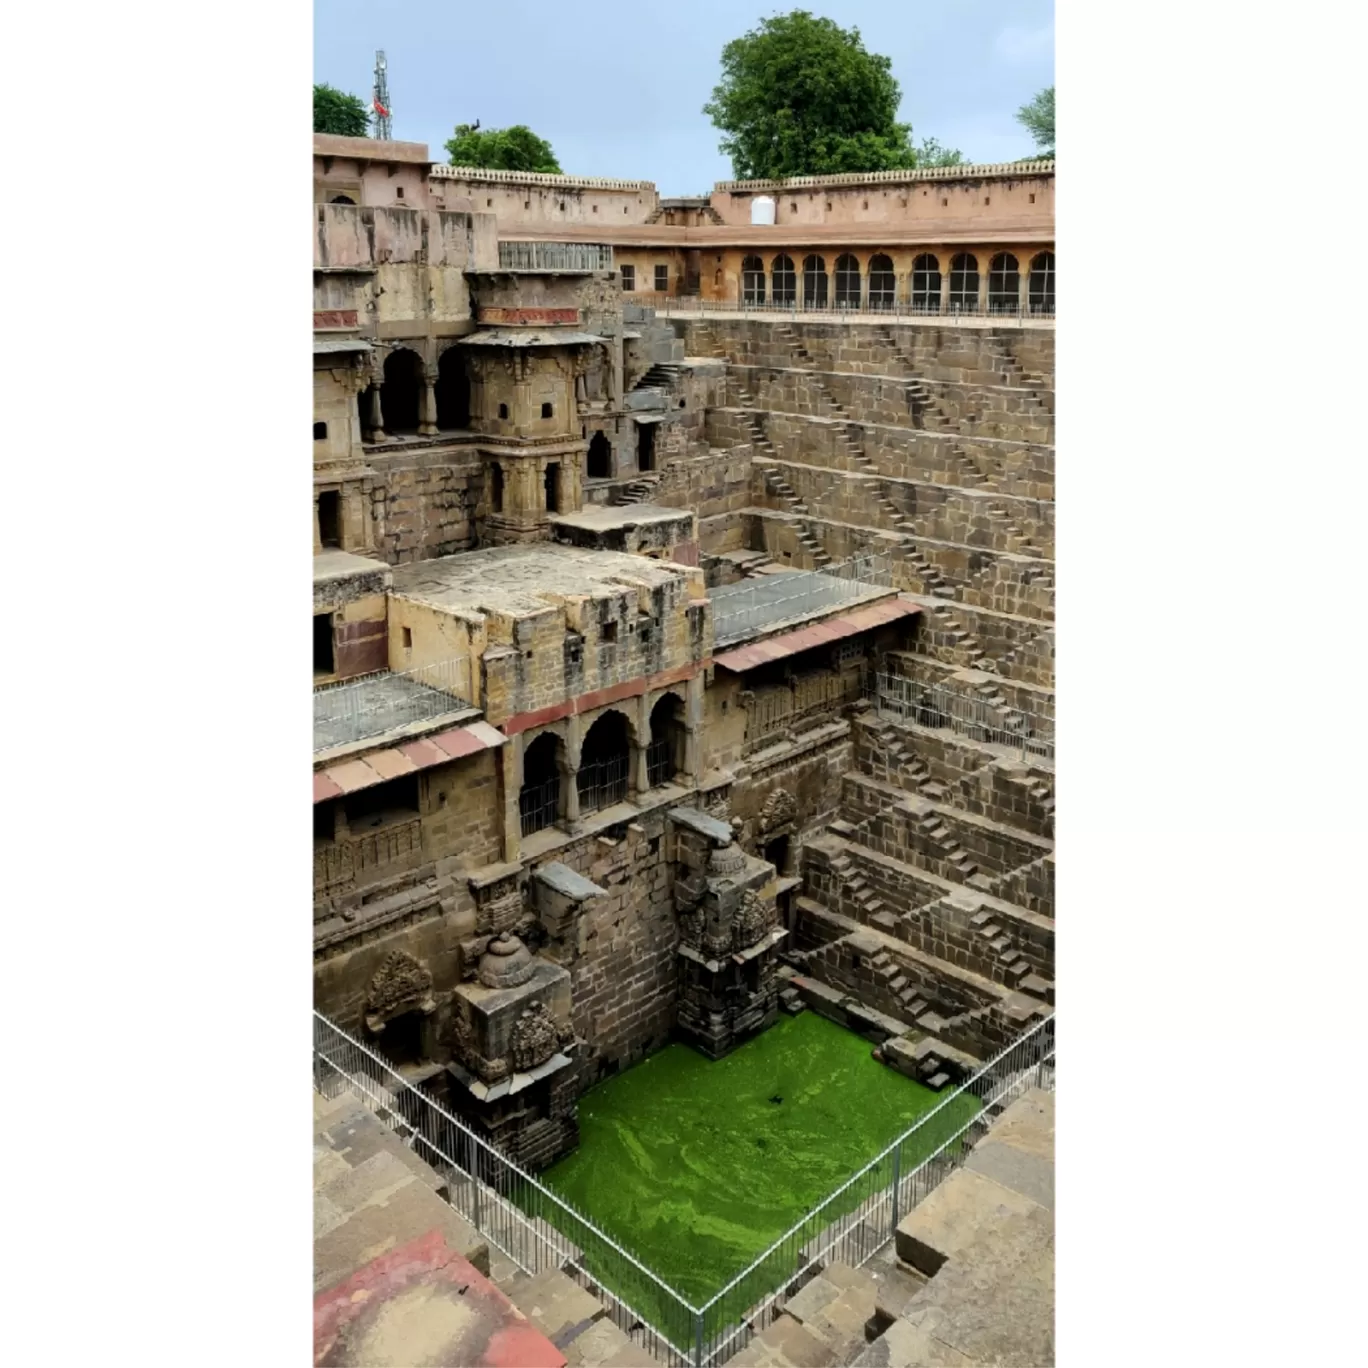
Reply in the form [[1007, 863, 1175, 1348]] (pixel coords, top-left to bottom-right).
[[371, 51, 392, 140]]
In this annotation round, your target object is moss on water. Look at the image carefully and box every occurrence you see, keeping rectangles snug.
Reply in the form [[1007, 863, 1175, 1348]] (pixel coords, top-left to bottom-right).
[[539, 1012, 979, 1321]]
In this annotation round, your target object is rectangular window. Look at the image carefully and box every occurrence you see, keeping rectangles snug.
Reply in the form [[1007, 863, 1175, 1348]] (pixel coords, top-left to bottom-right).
[[654, 265, 669, 293], [314, 802, 335, 842], [402, 626, 413, 650], [313, 614, 334, 675], [313, 421, 328, 440], [620, 264, 636, 291]]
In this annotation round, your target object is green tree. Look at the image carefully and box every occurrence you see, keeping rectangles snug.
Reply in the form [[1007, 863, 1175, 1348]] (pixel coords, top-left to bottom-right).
[[445, 124, 563, 173], [916, 138, 965, 169], [1015, 86, 1054, 158], [314, 83, 370, 138], [703, 10, 920, 179]]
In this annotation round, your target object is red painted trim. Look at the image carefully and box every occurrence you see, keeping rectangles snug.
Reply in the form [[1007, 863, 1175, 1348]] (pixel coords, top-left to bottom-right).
[[500, 659, 702, 736]]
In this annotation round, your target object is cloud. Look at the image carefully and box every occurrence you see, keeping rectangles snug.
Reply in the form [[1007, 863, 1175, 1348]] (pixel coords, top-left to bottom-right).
[[995, 22, 1055, 65]]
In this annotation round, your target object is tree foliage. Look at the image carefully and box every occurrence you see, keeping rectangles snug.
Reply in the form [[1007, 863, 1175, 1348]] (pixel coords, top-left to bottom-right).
[[314, 83, 370, 138], [1016, 86, 1054, 157], [445, 124, 563, 173], [703, 10, 925, 179], [916, 138, 964, 169]]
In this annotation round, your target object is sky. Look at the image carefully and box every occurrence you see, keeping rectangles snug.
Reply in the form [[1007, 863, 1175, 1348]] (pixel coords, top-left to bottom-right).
[[313, 1, 1053, 195]]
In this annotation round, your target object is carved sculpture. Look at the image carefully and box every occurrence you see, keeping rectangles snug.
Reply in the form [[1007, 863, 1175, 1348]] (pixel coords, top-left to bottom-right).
[[509, 1000, 561, 1072], [733, 890, 776, 952], [758, 788, 798, 834], [365, 950, 433, 1022], [477, 933, 535, 988]]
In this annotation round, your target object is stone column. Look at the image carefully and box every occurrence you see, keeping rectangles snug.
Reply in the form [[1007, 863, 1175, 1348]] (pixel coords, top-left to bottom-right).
[[1018, 262, 1032, 317], [684, 673, 705, 779], [976, 260, 990, 315], [419, 372, 439, 436], [366, 385, 388, 442], [563, 718, 583, 830], [632, 695, 650, 799], [939, 265, 952, 316], [501, 734, 523, 864]]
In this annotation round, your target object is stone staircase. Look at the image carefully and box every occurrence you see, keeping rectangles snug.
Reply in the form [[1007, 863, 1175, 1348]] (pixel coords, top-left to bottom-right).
[[611, 474, 662, 506], [985, 500, 1040, 555], [757, 465, 834, 568], [498, 1267, 662, 1366], [913, 807, 980, 884], [965, 910, 1035, 990], [632, 362, 683, 391], [925, 601, 991, 670]]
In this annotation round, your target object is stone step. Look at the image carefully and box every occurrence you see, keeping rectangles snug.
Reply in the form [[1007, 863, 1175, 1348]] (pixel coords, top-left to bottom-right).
[[501, 1267, 608, 1350]]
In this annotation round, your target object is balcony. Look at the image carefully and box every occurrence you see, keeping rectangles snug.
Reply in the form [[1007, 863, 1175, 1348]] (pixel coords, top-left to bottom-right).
[[314, 816, 423, 900], [496, 241, 614, 273]]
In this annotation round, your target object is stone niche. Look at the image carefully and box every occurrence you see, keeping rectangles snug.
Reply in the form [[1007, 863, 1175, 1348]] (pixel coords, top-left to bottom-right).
[[446, 931, 579, 1169], [362, 949, 441, 1077], [670, 806, 785, 1059]]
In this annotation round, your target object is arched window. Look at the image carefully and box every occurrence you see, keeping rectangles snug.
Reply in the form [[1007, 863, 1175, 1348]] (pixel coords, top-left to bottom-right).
[[329, 194, 356, 205], [834, 254, 861, 308], [520, 732, 562, 835], [435, 347, 470, 430], [802, 254, 828, 308], [587, 430, 611, 479], [1028, 251, 1055, 315], [867, 254, 897, 310], [988, 253, 1021, 314], [741, 254, 765, 305], [382, 348, 423, 434], [911, 254, 941, 312], [578, 711, 631, 813], [647, 694, 687, 787], [771, 254, 796, 305], [948, 253, 980, 312]]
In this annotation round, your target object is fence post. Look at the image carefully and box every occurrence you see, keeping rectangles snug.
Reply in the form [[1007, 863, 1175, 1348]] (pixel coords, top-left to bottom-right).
[[889, 1140, 902, 1237], [694, 1309, 705, 1367]]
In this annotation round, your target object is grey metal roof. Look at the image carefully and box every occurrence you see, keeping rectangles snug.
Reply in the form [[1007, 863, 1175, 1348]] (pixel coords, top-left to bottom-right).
[[312, 337, 373, 354], [458, 329, 607, 348]]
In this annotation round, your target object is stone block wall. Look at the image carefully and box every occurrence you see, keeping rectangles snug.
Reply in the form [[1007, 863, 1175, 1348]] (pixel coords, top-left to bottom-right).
[[368, 447, 484, 564], [530, 813, 679, 1086]]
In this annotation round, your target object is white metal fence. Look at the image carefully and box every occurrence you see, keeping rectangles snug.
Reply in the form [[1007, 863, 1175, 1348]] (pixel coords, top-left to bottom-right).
[[312, 1012, 698, 1364], [313, 1007, 1053, 1367], [865, 670, 1054, 764], [498, 240, 615, 272], [690, 1015, 1056, 1366]]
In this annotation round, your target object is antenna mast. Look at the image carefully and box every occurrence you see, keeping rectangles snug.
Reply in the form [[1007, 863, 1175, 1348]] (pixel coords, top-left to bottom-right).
[[371, 51, 392, 140]]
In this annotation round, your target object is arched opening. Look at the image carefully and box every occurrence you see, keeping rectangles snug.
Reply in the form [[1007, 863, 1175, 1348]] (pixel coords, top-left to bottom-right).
[[949, 254, 980, 312], [578, 711, 630, 813], [647, 694, 687, 787], [330, 194, 356, 205], [637, 421, 655, 472], [382, 348, 423, 434], [544, 462, 560, 513], [988, 253, 1021, 313], [587, 430, 611, 479], [867, 254, 897, 310], [435, 348, 471, 430], [834, 254, 861, 308], [358, 385, 378, 440], [764, 833, 791, 876], [490, 463, 504, 514], [1028, 251, 1055, 314], [520, 732, 562, 836], [771, 254, 796, 306], [741, 254, 766, 305], [911, 254, 941, 312], [802, 254, 828, 308]]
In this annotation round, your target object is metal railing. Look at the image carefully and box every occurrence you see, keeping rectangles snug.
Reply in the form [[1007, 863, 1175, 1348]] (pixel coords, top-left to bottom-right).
[[314, 1008, 1052, 1367], [313, 1012, 699, 1364], [690, 1014, 1055, 1366], [519, 775, 561, 837], [498, 240, 615, 273], [635, 293, 1055, 323], [577, 750, 630, 813], [711, 551, 896, 648], [865, 670, 1054, 764], [313, 657, 472, 753]]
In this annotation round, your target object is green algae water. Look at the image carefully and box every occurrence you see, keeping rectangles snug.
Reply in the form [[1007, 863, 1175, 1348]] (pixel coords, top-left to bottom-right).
[[538, 1011, 979, 1328]]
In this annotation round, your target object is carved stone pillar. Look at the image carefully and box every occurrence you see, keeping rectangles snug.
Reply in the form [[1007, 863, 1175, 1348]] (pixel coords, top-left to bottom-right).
[[563, 719, 583, 830], [366, 385, 387, 442], [939, 268, 952, 316], [501, 734, 522, 864], [419, 371, 439, 436]]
